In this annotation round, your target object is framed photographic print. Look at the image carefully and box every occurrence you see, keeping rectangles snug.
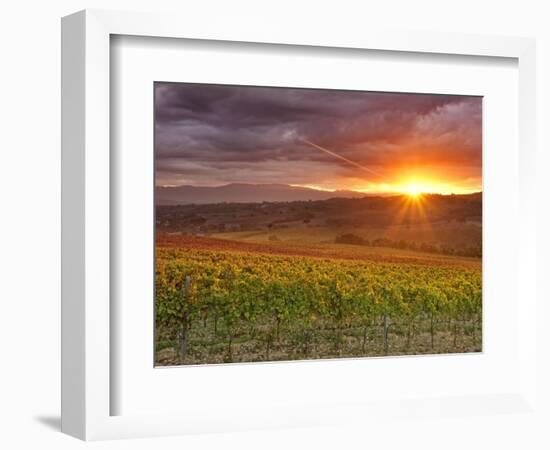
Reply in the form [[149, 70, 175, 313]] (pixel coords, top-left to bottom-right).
[[61, 9, 538, 441], [153, 83, 483, 367]]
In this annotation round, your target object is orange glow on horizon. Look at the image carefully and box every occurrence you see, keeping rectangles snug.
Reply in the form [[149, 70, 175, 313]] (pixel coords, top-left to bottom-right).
[[390, 176, 472, 196], [292, 175, 481, 197]]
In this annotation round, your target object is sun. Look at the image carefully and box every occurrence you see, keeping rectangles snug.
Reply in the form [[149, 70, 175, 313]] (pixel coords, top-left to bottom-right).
[[404, 183, 423, 198]]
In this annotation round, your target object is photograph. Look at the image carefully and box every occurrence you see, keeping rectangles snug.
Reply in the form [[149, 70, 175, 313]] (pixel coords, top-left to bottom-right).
[[154, 82, 482, 366]]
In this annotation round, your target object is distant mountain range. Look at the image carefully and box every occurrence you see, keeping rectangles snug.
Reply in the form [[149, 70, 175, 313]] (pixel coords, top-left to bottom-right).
[[155, 183, 368, 205]]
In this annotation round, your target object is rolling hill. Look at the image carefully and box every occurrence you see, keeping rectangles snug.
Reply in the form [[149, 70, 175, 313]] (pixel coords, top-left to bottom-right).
[[155, 183, 367, 205]]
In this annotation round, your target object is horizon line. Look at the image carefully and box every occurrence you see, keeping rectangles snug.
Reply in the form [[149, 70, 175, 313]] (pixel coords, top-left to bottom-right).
[[155, 182, 482, 197]]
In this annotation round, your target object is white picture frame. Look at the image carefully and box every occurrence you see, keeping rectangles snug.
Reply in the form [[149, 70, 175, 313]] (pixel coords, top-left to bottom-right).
[[61, 9, 537, 441]]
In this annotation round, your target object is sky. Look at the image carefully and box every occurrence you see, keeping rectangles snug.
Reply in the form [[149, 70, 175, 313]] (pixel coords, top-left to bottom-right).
[[155, 82, 482, 195]]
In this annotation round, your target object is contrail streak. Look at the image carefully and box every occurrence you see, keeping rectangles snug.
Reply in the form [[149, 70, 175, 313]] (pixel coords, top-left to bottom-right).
[[301, 139, 381, 177]]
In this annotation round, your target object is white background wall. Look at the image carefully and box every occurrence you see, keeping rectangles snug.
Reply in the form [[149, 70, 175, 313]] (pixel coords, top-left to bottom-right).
[[0, 1, 548, 449]]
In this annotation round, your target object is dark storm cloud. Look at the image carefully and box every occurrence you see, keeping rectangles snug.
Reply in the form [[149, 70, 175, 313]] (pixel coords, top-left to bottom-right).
[[154, 82, 482, 187]]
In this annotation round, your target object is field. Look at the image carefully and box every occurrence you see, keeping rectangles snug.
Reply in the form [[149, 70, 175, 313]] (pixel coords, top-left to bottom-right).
[[155, 232, 482, 366]]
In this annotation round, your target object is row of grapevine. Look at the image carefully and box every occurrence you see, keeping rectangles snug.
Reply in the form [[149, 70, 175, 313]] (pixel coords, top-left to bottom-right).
[[155, 247, 482, 364]]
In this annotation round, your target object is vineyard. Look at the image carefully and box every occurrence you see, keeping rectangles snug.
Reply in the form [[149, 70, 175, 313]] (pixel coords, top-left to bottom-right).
[[155, 237, 482, 365]]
